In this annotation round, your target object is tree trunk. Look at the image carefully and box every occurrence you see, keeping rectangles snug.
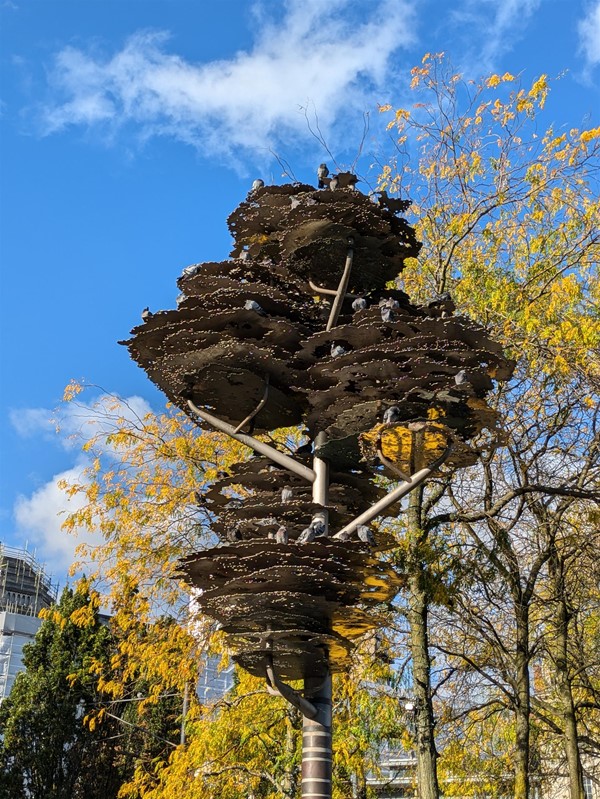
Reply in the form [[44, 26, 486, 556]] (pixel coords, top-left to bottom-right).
[[514, 598, 531, 799], [406, 490, 439, 799], [549, 551, 585, 799]]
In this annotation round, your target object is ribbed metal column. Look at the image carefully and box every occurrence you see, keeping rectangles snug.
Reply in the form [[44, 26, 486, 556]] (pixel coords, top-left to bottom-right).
[[302, 432, 332, 798], [302, 672, 332, 799]]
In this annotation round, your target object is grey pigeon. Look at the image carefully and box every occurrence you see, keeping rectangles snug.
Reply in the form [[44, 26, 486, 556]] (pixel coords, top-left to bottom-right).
[[381, 306, 394, 323], [176, 293, 187, 306], [297, 526, 316, 543], [290, 196, 301, 209], [309, 518, 327, 537], [226, 526, 243, 543], [317, 163, 329, 188], [181, 263, 201, 277], [329, 175, 339, 190], [252, 178, 265, 192], [281, 486, 293, 503], [352, 297, 367, 312], [454, 369, 469, 386], [383, 406, 401, 424], [357, 525, 375, 546], [244, 299, 265, 315], [330, 343, 348, 357], [239, 249, 252, 262], [275, 525, 288, 544], [141, 307, 152, 322]]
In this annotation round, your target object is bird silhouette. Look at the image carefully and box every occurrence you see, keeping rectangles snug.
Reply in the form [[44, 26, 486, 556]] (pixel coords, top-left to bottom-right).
[[330, 343, 348, 357], [381, 306, 394, 323], [317, 163, 329, 188], [275, 525, 288, 544], [309, 518, 326, 537], [329, 175, 339, 190], [297, 526, 316, 543], [383, 406, 401, 424], [357, 525, 375, 546], [244, 299, 266, 315], [226, 526, 243, 543], [454, 369, 469, 386], [281, 486, 293, 503], [352, 297, 367, 311], [251, 179, 265, 192], [141, 307, 152, 322]]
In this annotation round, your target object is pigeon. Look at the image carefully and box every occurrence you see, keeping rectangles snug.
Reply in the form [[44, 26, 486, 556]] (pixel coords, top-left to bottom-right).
[[281, 486, 293, 503], [383, 406, 401, 424], [330, 343, 348, 357], [251, 178, 265, 192], [454, 369, 469, 386], [357, 525, 375, 546], [290, 196, 301, 209], [352, 297, 367, 312], [176, 293, 187, 306], [226, 526, 243, 543], [317, 163, 329, 188], [297, 526, 316, 543], [379, 297, 399, 309], [275, 525, 288, 544], [244, 299, 265, 315], [309, 518, 327, 537], [181, 263, 201, 278], [381, 306, 394, 323], [141, 307, 153, 322], [239, 249, 252, 262], [329, 175, 339, 191]]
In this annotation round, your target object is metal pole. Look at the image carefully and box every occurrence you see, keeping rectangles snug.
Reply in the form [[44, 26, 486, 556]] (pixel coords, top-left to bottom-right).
[[301, 433, 332, 799], [326, 240, 354, 332], [187, 400, 315, 483], [312, 431, 329, 533], [303, 672, 333, 799], [333, 446, 452, 539]]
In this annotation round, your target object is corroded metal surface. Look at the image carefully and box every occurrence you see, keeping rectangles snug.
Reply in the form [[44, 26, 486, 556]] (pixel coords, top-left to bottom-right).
[[124, 177, 514, 682]]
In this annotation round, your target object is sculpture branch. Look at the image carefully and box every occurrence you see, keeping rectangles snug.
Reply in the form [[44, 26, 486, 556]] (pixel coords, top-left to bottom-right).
[[187, 399, 316, 482]]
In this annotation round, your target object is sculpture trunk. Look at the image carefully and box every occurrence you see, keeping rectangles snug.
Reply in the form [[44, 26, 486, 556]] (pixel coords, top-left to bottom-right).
[[302, 673, 333, 799], [302, 432, 333, 799]]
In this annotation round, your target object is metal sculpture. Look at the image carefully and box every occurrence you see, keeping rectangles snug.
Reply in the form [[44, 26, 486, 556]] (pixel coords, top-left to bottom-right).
[[123, 173, 514, 798]]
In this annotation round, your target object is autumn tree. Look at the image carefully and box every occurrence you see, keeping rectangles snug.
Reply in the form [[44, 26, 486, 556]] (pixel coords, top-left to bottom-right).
[[379, 54, 599, 799]]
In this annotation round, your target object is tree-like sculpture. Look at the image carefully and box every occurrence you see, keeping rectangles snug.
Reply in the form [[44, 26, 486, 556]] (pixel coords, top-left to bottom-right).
[[123, 173, 514, 799]]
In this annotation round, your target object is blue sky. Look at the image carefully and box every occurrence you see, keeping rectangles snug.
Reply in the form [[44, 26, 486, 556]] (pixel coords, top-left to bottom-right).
[[1, 0, 599, 583]]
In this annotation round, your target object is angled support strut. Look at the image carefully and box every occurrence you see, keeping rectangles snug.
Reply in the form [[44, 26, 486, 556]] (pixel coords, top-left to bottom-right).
[[333, 446, 453, 539], [187, 399, 315, 483]]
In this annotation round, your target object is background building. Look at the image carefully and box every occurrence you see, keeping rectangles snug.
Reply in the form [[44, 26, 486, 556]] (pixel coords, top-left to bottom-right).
[[0, 544, 57, 699]]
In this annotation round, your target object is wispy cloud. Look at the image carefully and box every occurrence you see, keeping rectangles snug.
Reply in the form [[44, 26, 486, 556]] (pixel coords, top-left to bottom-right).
[[447, 0, 541, 73], [10, 394, 153, 451], [578, 0, 600, 73], [36, 0, 416, 164]]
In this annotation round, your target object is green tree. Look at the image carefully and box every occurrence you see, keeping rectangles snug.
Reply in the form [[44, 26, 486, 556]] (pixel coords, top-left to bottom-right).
[[0, 582, 125, 799]]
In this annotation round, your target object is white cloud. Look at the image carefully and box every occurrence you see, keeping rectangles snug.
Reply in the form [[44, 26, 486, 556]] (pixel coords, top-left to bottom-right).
[[448, 0, 542, 73], [578, 1, 600, 71], [10, 393, 154, 452], [9, 407, 56, 438], [37, 0, 416, 164], [13, 465, 101, 578]]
